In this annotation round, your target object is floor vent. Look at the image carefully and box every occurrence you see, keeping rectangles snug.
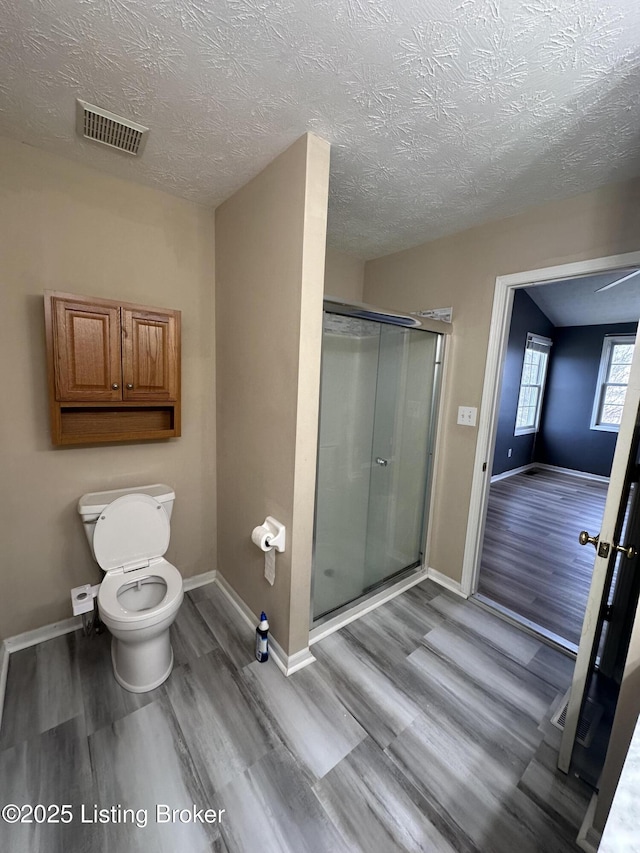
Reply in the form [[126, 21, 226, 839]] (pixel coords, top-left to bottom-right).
[[76, 100, 149, 156], [550, 690, 603, 748]]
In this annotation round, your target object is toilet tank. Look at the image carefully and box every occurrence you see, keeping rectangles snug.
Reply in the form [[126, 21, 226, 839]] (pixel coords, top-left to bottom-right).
[[78, 484, 175, 556]]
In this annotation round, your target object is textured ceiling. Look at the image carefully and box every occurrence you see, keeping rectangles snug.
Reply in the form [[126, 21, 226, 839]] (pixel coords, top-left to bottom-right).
[[526, 271, 640, 327], [1, 0, 640, 258]]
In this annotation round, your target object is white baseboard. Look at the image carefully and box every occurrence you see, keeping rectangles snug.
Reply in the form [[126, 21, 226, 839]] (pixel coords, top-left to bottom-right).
[[213, 573, 315, 677], [4, 568, 218, 655], [427, 567, 467, 598], [5, 616, 83, 653], [491, 463, 536, 483], [491, 463, 610, 485], [0, 640, 9, 733], [309, 568, 429, 645], [268, 636, 316, 676], [213, 571, 257, 629], [183, 569, 217, 592], [577, 794, 602, 853], [534, 463, 610, 484]]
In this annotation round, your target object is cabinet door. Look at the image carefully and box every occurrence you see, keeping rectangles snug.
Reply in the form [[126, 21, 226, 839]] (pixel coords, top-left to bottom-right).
[[52, 298, 122, 401], [121, 308, 179, 401]]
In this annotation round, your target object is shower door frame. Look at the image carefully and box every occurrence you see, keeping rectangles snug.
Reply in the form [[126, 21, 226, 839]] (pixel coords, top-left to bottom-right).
[[310, 297, 451, 634]]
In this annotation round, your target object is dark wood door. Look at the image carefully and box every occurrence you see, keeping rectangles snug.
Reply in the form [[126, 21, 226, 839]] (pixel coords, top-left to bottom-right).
[[52, 297, 122, 401], [121, 308, 180, 401], [559, 327, 640, 773]]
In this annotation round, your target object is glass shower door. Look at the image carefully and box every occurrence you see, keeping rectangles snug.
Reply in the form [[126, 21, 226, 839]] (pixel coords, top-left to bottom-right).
[[364, 324, 439, 590], [313, 312, 440, 621]]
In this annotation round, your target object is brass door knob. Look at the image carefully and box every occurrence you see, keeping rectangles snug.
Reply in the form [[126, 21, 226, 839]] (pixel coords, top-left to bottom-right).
[[615, 543, 637, 559], [579, 531, 599, 549]]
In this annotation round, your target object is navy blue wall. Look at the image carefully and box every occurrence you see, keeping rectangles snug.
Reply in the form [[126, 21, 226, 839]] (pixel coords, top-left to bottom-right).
[[492, 290, 555, 476], [535, 322, 637, 477]]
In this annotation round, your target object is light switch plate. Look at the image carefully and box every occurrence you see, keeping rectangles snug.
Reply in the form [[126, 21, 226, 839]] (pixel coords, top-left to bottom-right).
[[457, 406, 478, 427]]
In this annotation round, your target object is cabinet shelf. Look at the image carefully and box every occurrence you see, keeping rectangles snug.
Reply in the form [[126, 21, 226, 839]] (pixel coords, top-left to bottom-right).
[[57, 405, 179, 445], [44, 291, 181, 446], [54, 400, 178, 409]]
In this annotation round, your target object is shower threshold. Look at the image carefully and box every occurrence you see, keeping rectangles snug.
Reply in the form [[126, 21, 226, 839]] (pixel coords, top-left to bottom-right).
[[309, 562, 425, 644]]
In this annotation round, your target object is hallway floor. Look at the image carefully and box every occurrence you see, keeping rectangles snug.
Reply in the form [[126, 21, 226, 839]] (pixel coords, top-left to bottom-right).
[[0, 579, 591, 852], [478, 468, 608, 646]]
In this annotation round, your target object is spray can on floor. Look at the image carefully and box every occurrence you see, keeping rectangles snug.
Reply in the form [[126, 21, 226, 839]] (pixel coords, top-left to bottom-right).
[[255, 611, 269, 662]]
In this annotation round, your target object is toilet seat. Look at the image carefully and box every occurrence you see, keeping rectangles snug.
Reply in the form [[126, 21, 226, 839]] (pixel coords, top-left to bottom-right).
[[98, 559, 183, 627], [93, 493, 170, 573], [93, 493, 182, 630]]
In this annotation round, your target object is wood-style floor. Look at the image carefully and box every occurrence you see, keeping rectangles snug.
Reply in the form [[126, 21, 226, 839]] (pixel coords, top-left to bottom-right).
[[0, 580, 590, 852], [478, 468, 608, 646]]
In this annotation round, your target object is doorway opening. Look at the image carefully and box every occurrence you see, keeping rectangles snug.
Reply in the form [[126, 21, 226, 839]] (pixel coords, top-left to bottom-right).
[[462, 251, 640, 788], [476, 272, 638, 650], [463, 255, 640, 639]]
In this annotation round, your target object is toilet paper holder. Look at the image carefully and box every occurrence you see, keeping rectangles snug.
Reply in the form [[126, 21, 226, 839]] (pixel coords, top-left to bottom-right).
[[261, 516, 286, 552]]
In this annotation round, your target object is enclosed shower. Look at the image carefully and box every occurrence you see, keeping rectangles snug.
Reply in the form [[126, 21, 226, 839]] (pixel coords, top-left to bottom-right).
[[312, 299, 444, 622]]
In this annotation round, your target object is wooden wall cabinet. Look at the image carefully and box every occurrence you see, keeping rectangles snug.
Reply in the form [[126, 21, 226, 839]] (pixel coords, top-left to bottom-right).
[[44, 291, 181, 445]]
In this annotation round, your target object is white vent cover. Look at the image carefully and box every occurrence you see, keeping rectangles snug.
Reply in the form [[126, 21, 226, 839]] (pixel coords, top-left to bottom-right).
[[76, 99, 149, 156], [550, 689, 604, 748]]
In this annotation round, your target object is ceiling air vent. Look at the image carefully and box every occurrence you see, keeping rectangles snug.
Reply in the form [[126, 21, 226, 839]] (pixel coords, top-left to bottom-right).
[[76, 99, 149, 156]]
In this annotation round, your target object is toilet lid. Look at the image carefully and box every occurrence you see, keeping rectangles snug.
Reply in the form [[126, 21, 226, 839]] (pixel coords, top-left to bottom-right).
[[93, 493, 170, 572]]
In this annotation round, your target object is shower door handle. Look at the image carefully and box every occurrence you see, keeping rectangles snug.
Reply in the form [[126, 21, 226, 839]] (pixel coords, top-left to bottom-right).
[[375, 457, 389, 467]]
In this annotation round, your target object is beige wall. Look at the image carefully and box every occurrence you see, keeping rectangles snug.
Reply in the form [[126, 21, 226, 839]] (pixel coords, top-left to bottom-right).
[[364, 178, 640, 584], [324, 247, 365, 301], [215, 133, 330, 656], [0, 137, 216, 641]]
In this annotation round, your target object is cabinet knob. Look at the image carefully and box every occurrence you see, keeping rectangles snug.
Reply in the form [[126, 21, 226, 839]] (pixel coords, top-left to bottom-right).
[[111, 383, 119, 390], [126, 383, 134, 390]]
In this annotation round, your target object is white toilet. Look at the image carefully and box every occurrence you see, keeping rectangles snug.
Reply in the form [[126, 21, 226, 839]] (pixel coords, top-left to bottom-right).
[[77, 484, 184, 693]]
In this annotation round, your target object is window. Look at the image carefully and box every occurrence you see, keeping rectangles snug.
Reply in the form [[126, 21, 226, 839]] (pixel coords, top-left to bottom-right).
[[514, 333, 552, 436], [591, 335, 635, 432]]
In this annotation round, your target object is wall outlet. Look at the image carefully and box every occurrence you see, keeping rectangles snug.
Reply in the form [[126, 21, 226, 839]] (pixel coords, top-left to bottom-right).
[[508, 448, 512, 458], [457, 406, 478, 427]]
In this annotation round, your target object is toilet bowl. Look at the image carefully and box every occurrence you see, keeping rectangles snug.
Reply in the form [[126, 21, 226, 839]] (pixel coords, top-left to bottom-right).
[[77, 485, 184, 693]]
